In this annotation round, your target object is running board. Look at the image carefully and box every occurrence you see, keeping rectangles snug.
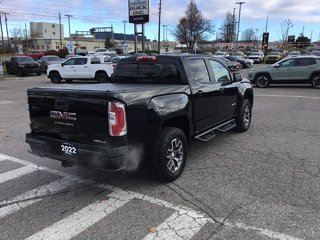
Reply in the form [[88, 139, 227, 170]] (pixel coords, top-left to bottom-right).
[[195, 119, 235, 142], [217, 122, 236, 132]]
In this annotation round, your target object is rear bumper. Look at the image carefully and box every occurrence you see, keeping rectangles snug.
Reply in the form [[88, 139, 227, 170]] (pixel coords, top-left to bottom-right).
[[26, 133, 130, 171]]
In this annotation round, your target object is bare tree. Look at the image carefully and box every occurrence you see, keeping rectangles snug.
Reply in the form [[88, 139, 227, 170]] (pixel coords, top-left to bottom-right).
[[241, 28, 258, 42], [280, 19, 293, 49], [220, 12, 235, 43], [172, 0, 213, 52], [10, 28, 24, 42]]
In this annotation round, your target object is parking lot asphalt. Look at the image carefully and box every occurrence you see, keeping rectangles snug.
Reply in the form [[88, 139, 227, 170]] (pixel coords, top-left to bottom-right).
[[0, 69, 319, 239]]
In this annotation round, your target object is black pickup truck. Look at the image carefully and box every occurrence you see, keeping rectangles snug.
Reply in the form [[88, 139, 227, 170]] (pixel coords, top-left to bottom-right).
[[5, 56, 41, 76], [26, 55, 254, 182]]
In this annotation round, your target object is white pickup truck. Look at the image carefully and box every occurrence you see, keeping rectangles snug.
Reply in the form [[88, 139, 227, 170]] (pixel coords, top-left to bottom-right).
[[47, 56, 113, 83]]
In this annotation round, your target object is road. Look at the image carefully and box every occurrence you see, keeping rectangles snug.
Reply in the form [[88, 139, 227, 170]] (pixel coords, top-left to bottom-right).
[[0, 70, 319, 240]]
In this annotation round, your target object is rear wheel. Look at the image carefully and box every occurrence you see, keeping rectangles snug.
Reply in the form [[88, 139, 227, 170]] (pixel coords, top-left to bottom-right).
[[311, 74, 320, 89], [235, 99, 252, 132], [255, 74, 270, 88], [152, 127, 187, 182], [36, 71, 41, 76], [95, 72, 109, 82], [50, 72, 61, 83]]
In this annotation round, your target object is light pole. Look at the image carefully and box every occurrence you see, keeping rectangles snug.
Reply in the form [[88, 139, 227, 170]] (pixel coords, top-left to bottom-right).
[[122, 20, 126, 43], [236, 1, 245, 50], [65, 14, 73, 42]]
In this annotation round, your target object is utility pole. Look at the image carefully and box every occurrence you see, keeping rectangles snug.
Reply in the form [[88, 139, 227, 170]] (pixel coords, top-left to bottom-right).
[[235, 1, 245, 50], [232, 7, 236, 49], [157, 0, 162, 54], [265, 16, 268, 32], [4, 12, 9, 47], [0, 14, 4, 51], [122, 20, 126, 43], [25, 23, 28, 51], [59, 12, 62, 49], [65, 14, 73, 42]]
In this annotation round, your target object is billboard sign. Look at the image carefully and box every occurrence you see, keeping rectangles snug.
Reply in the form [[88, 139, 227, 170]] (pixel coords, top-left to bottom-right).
[[128, 0, 149, 24]]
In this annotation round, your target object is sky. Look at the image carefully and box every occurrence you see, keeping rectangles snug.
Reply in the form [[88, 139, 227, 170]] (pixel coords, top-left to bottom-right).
[[1, 0, 320, 42]]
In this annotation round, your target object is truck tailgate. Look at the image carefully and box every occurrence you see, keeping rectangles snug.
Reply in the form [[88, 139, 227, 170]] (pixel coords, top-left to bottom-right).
[[28, 88, 109, 144]]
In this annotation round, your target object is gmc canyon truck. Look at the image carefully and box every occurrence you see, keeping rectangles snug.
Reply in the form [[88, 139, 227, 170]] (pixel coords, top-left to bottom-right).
[[26, 55, 254, 182]]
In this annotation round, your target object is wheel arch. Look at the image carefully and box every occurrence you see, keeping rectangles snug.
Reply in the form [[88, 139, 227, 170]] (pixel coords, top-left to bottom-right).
[[309, 71, 320, 81], [162, 116, 190, 144], [95, 70, 109, 78]]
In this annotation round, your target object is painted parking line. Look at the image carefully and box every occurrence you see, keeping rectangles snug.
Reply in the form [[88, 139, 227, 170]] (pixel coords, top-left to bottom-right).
[[0, 100, 14, 105], [0, 176, 81, 219], [256, 94, 320, 100], [26, 189, 134, 240], [143, 211, 208, 240], [0, 165, 36, 184], [0, 153, 306, 240]]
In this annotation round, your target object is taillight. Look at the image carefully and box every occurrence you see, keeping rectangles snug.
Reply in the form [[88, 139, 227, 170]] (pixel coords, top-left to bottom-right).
[[108, 101, 127, 136]]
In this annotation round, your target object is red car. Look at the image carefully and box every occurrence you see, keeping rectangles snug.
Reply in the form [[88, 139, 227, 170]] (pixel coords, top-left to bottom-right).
[[22, 50, 45, 60]]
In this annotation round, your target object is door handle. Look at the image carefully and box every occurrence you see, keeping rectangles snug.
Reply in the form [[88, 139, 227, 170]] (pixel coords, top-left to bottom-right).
[[196, 90, 204, 96], [84, 66, 88, 68], [70, 67, 74, 68]]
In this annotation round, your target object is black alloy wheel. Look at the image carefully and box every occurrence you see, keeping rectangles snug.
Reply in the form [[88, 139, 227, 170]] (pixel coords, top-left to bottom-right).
[[255, 74, 270, 88], [311, 75, 320, 89], [152, 127, 187, 182], [235, 99, 252, 132]]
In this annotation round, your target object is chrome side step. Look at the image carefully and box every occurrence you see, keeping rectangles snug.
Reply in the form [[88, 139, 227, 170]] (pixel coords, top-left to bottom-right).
[[195, 119, 236, 142], [217, 122, 236, 132]]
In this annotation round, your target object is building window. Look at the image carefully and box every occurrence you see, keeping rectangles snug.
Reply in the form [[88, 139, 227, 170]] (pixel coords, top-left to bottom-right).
[[52, 24, 55, 28], [42, 45, 44, 49], [37, 45, 40, 49], [53, 32, 56, 35], [47, 45, 50, 50], [45, 29, 47, 33], [56, 46, 60, 50]]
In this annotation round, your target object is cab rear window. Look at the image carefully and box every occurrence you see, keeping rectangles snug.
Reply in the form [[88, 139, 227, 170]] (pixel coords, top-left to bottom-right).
[[113, 59, 182, 84]]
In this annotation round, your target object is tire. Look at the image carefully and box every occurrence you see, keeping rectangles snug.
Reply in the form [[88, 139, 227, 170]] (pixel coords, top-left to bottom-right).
[[66, 79, 73, 83], [95, 72, 109, 82], [17, 69, 23, 77], [50, 72, 62, 84], [36, 71, 41, 76], [235, 99, 252, 132], [152, 127, 187, 182], [255, 74, 270, 88], [311, 74, 320, 89]]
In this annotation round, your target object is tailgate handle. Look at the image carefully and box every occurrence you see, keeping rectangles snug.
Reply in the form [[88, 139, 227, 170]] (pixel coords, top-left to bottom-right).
[[55, 99, 69, 111]]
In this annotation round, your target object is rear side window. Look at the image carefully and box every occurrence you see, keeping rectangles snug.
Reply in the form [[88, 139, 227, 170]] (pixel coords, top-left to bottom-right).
[[187, 59, 210, 83], [113, 59, 182, 84], [294, 58, 316, 66]]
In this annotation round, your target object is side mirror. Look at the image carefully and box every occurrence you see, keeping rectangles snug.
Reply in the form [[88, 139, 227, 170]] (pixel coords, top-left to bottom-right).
[[61, 63, 64, 67], [233, 72, 242, 82], [274, 63, 280, 68]]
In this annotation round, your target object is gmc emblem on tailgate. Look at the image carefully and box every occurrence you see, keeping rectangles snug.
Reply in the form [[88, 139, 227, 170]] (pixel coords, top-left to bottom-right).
[[50, 111, 77, 121]]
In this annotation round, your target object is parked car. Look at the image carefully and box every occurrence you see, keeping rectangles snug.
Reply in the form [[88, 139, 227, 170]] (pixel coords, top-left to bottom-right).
[[225, 56, 252, 69], [26, 54, 253, 182], [247, 51, 264, 63], [94, 48, 117, 55], [247, 55, 320, 88], [216, 57, 241, 71], [47, 56, 114, 83], [5, 56, 41, 76], [25, 50, 45, 60], [287, 51, 300, 57], [38, 55, 62, 73], [212, 51, 229, 57], [265, 51, 283, 64]]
